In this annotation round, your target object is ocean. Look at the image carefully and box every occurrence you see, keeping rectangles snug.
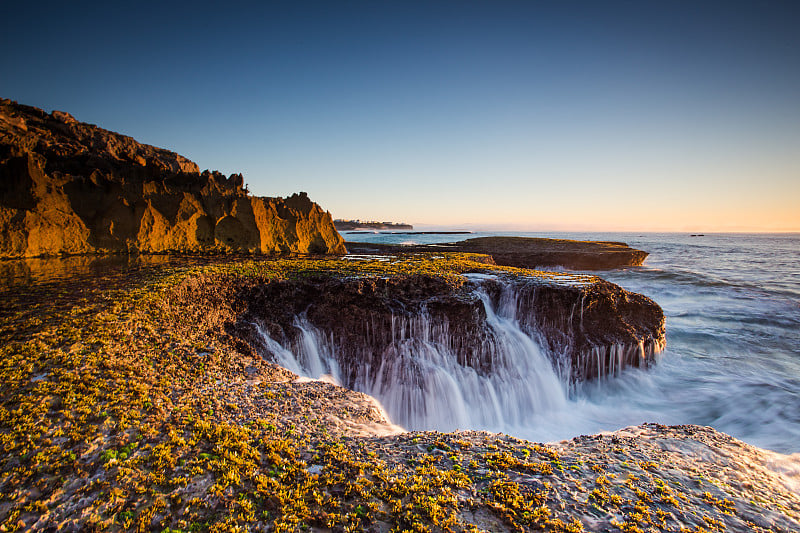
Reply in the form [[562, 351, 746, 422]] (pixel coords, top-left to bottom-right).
[[343, 231, 800, 454]]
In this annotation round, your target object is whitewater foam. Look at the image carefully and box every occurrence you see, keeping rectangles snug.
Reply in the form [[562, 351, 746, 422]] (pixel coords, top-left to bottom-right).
[[256, 281, 572, 433]]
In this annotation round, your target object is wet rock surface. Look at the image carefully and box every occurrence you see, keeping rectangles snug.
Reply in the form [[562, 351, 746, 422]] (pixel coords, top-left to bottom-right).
[[228, 272, 665, 386], [0, 98, 345, 257]]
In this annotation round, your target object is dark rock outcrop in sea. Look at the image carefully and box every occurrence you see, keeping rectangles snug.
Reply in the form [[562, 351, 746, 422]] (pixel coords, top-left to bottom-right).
[[0, 99, 345, 257], [347, 236, 649, 270]]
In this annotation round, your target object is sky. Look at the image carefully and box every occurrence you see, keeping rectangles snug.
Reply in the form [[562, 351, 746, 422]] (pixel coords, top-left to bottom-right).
[[2, 1, 799, 232]]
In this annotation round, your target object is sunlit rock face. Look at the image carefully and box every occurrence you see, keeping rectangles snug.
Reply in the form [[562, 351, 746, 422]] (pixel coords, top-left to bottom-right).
[[230, 274, 665, 430], [0, 99, 345, 257]]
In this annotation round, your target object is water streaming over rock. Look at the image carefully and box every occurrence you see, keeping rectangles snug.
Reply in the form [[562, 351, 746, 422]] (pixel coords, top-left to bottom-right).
[[255, 281, 571, 432]]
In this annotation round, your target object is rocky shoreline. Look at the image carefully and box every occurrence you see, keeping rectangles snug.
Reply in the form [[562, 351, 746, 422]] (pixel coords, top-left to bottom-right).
[[0, 254, 797, 532], [0, 99, 797, 531]]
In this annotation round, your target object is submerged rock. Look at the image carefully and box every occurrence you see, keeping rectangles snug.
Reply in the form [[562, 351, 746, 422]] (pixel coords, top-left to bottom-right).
[[0, 98, 345, 257]]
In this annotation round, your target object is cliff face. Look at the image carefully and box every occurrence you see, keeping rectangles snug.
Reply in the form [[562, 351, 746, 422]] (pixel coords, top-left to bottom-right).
[[0, 99, 345, 257]]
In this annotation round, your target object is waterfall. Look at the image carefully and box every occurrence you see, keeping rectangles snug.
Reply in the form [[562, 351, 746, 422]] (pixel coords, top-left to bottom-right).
[[254, 282, 569, 432]]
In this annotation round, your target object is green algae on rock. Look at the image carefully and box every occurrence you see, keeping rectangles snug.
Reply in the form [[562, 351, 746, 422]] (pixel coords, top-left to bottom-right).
[[0, 254, 797, 532]]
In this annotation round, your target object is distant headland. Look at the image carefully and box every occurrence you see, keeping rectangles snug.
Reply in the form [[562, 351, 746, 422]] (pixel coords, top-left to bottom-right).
[[333, 219, 413, 231]]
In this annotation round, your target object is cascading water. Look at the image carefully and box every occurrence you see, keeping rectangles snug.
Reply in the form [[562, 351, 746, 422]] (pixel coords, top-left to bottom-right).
[[254, 318, 342, 382], [255, 281, 569, 433]]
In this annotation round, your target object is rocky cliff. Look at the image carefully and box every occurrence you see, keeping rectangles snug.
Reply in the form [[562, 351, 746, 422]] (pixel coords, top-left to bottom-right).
[[0, 99, 345, 257]]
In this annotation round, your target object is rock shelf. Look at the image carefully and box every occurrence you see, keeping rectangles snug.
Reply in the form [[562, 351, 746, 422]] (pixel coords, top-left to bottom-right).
[[0, 255, 797, 532]]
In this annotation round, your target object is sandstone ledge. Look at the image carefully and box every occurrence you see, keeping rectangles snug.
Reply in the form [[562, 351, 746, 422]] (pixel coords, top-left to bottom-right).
[[227, 268, 665, 386]]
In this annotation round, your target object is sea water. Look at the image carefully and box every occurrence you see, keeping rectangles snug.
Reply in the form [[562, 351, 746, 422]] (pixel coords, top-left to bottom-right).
[[343, 231, 800, 453]]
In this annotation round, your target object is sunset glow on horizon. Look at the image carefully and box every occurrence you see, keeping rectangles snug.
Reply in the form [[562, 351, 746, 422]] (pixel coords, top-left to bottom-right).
[[2, 1, 798, 232]]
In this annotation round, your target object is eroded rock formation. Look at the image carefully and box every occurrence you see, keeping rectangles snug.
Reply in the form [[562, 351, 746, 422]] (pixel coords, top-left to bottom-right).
[[233, 274, 664, 384], [212, 271, 664, 429], [0, 99, 345, 257]]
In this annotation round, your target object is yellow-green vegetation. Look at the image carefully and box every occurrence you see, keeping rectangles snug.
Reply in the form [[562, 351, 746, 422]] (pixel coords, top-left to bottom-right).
[[169, 252, 598, 287], [0, 254, 794, 532], [0, 254, 592, 532]]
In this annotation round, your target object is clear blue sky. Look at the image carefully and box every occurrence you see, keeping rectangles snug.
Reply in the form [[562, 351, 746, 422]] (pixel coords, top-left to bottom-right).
[[2, 1, 798, 231]]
